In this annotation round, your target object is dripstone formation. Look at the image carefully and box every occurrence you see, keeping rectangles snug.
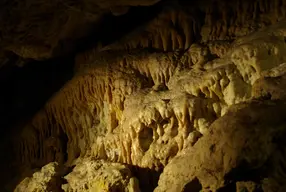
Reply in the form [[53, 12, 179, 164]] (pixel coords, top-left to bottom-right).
[[1, 0, 286, 191]]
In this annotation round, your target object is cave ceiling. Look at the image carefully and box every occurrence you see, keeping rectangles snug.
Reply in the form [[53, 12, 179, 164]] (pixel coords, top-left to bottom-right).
[[0, 0, 163, 61], [2, 0, 286, 191], [0, 0, 284, 61]]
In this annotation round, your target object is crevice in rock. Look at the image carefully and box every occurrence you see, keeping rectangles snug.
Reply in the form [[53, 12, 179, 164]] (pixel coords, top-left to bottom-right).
[[217, 182, 237, 192], [131, 166, 163, 192], [182, 177, 202, 192], [217, 160, 268, 191], [224, 160, 265, 183]]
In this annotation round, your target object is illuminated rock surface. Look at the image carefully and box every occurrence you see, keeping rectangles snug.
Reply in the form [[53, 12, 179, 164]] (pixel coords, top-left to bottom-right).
[[1, 0, 286, 191], [62, 158, 140, 192], [14, 162, 61, 192], [155, 100, 286, 191]]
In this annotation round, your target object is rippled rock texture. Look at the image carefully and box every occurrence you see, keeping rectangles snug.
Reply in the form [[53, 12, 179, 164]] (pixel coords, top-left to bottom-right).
[[2, 0, 286, 191]]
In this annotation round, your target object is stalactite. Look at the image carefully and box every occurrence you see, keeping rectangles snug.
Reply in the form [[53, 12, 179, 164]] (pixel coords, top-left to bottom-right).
[[202, 0, 286, 42], [12, 12, 286, 186], [100, 6, 200, 52]]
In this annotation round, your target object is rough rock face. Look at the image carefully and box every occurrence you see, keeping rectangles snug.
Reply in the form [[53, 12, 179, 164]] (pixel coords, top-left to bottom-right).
[[14, 162, 61, 192], [14, 159, 140, 192], [15, 18, 286, 170], [0, 0, 162, 60], [2, 0, 286, 192], [1, 0, 286, 60], [155, 100, 286, 191], [62, 158, 140, 192], [101, 0, 286, 52]]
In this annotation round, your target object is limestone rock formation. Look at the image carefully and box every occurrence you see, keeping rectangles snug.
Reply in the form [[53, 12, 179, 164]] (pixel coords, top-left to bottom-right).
[[62, 158, 140, 192], [15, 18, 286, 171], [0, 0, 162, 60], [9, 16, 286, 192], [252, 63, 286, 100], [14, 159, 140, 192], [14, 162, 61, 192], [2, 0, 286, 192], [155, 100, 286, 191], [101, 0, 286, 52]]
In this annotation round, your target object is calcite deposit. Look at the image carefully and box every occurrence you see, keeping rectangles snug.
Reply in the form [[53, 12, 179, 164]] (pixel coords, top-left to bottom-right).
[[14, 162, 61, 192], [62, 158, 140, 192], [1, 0, 286, 192], [155, 100, 286, 191]]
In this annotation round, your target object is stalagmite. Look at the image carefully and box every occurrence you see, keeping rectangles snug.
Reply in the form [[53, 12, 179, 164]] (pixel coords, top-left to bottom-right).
[[7, 2, 286, 192]]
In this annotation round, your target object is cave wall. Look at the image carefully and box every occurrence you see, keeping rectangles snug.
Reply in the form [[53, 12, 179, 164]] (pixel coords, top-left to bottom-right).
[[1, 0, 286, 191]]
